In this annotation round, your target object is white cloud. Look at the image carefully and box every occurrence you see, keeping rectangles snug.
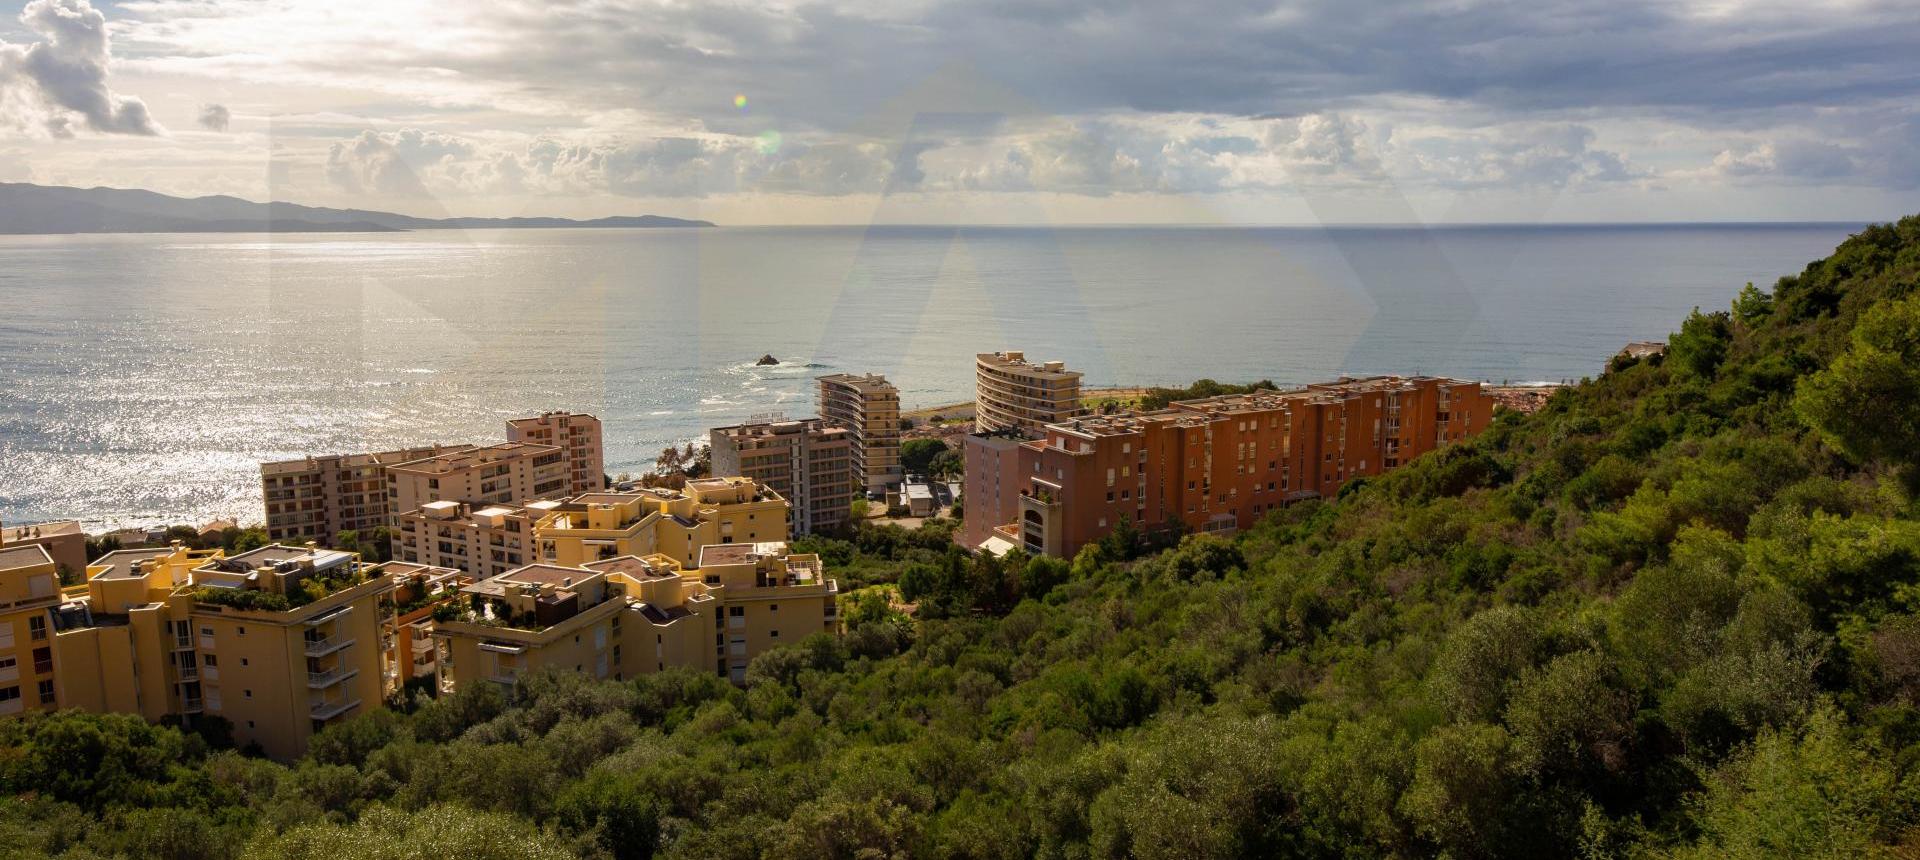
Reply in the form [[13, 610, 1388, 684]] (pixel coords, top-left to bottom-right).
[[0, 0, 160, 137]]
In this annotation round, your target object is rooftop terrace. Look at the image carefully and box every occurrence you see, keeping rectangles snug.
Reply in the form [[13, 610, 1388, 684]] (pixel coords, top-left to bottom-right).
[[0, 543, 53, 571]]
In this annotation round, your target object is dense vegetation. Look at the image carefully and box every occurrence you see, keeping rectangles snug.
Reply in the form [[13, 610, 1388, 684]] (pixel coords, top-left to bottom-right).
[[8, 218, 1920, 859]]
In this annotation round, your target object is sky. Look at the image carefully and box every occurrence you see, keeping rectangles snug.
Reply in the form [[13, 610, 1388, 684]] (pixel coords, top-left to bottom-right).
[[0, 0, 1918, 224]]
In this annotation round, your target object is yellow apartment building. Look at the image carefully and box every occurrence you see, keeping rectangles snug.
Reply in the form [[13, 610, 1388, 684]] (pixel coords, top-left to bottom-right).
[[433, 540, 838, 689], [818, 373, 903, 493], [506, 411, 606, 497], [0, 545, 62, 718], [261, 444, 475, 542], [0, 520, 88, 583], [8, 540, 464, 760], [532, 477, 789, 569], [386, 442, 570, 517], [391, 500, 553, 580], [975, 350, 1085, 434]]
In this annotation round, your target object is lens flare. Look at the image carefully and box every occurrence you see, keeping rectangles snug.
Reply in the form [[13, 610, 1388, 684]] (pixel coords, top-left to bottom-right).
[[756, 130, 783, 154], [733, 94, 748, 109]]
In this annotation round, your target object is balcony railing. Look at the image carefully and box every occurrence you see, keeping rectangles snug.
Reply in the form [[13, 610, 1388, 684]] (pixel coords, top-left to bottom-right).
[[309, 697, 360, 720], [303, 636, 353, 657], [307, 666, 359, 688]]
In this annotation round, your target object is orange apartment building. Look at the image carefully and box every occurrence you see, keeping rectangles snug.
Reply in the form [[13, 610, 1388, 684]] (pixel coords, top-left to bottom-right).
[[506, 411, 606, 497], [968, 376, 1494, 558]]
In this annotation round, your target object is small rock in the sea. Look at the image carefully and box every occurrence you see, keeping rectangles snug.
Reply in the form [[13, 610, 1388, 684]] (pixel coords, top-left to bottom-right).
[[756, 354, 780, 366]]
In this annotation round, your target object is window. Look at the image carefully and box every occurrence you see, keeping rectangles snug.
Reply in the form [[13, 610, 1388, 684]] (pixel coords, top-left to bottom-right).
[[28, 616, 46, 642], [244, 689, 253, 699], [240, 658, 249, 667], [770, 630, 780, 639], [37, 680, 54, 702], [32, 648, 51, 675], [0, 686, 17, 703], [0, 657, 15, 670], [204, 655, 217, 666]]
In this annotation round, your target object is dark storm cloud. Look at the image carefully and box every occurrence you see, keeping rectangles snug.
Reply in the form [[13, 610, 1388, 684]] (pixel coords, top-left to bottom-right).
[[402, 0, 1920, 132]]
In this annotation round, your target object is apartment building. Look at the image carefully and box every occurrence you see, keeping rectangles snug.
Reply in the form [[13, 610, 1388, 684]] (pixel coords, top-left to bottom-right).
[[975, 351, 1084, 433], [532, 477, 788, 569], [390, 501, 549, 580], [0, 520, 87, 581], [7, 540, 464, 759], [385, 562, 468, 684], [973, 376, 1494, 558], [959, 427, 1033, 553], [433, 540, 838, 689], [506, 411, 606, 497], [0, 545, 61, 718], [261, 444, 474, 542], [386, 442, 569, 517], [709, 418, 855, 535], [818, 373, 903, 493]]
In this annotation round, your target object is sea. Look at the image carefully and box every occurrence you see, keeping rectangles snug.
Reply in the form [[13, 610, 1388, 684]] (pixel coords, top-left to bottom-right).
[[0, 222, 1865, 532]]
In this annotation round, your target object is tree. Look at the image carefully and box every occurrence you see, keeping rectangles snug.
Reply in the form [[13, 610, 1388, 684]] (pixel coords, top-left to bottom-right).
[[1668, 308, 1733, 381], [1794, 293, 1920, 468], [902, 438, 949, 475]]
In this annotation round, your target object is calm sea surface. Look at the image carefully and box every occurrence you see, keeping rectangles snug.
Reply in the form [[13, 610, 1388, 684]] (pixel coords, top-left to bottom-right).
[[0, 223, 1862, 531]]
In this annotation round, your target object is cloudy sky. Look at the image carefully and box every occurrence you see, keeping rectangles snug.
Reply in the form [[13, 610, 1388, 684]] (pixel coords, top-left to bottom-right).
[[1, 0, 1917, 223]]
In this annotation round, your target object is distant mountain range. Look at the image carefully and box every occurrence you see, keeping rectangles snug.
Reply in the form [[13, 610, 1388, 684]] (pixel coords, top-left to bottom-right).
[[0, 183, 715, 234]]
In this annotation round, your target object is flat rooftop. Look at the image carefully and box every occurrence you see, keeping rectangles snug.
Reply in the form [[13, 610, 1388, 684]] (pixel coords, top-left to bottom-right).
[[7, 520, 83, 540], [698, 541, 788, 567], [818, 373, 897, 393], [977, 351, 1081, 379], [261, 443, 476, 473], [583, 555, 679, 579], [464, 563, 595, 597], [91, 547, 172, 580], [380, 561, 462, 579], [388, 441, 561, 474], [201, 544, 355, 574], [0, 544, 54, 571]]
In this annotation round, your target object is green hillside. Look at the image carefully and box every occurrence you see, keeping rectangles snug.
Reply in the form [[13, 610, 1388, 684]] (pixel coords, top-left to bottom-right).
[[7, 217, 1920, 859]]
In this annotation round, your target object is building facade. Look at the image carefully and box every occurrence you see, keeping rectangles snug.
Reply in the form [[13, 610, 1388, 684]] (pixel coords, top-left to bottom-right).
[[7, 542, 458, 760], [506, 411, 606, 497], [532, 477, 789, 569], [433, 540, 838, 689], [975, 351, 1084, 434], [0, 545, 62, 719], [971, 376, 1495, 558], [709, 418, 855, 535], [959, 428, 1033, 553], [261, 444, 474, 542], [386, 442, 570, 517], [390, 501, 548, 580], [818, 373, 903, 493]]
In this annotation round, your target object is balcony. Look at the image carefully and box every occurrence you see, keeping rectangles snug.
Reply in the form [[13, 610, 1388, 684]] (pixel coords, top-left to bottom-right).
[[309, 697, 360, 720], [307, 666, 360, 688], [178, 664, 199, 681], [182, 696, 204, 713], [303, 636, 353, 657]]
